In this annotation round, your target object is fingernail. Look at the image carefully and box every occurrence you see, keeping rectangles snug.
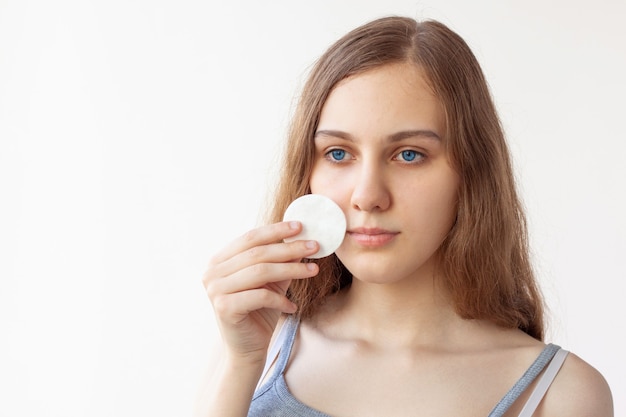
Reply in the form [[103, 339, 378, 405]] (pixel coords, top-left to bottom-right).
[[289, 221, 299, 230], [305, 240, 317, 249], [306, 263, 317, 271]]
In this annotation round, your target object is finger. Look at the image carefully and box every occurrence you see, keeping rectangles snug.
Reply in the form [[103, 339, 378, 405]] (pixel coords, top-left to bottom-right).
[[209, 221, 303, 266], [212, 288, 298, 324], [215, 238, 319, 279], [215, 262, 319, 296], [203, 239, 319, 291]]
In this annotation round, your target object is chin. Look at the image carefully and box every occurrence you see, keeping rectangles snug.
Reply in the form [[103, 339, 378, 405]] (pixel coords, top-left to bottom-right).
[[337, 250, 437, 286], [340, 260, 411, 285]]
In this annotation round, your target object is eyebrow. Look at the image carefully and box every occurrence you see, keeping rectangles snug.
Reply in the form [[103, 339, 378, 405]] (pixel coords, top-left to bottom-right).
[[314, 129, 441, 142]]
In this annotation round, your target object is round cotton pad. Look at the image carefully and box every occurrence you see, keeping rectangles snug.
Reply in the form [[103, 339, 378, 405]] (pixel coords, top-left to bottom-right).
[[283, 194, 347, 259]]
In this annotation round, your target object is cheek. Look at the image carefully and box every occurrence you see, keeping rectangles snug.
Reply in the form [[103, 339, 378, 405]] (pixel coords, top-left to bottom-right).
[[434, 177, 460, 231], [308, 163, 325, 194], [309, 166, 352, 214], [310, 162, 337, 194], [405, 173, 459, 229]]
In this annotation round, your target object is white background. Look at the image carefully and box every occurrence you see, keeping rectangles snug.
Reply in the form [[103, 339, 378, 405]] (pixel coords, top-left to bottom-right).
[[1, 0, 624, 415]]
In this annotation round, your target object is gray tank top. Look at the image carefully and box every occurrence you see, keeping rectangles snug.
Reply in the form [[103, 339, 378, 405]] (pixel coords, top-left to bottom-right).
[[248, 315, 568, 417]]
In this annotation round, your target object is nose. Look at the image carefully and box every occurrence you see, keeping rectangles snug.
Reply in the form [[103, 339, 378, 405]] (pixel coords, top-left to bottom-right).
[[350, 163, 391, 212]]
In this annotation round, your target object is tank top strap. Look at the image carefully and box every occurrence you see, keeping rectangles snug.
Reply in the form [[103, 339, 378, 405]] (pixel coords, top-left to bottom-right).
[[517, 347, 568, 416], [254, 315, 300, 394], [273, 314, 300, 375], [488, 343, 561, 417]]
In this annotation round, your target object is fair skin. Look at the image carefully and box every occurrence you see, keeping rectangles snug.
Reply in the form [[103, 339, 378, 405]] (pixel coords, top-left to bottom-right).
[[199, 63, 613, 416]]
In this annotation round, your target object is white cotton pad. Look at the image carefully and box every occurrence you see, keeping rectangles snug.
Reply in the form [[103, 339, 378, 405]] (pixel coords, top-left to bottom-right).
[[282, 194, 347, 259]]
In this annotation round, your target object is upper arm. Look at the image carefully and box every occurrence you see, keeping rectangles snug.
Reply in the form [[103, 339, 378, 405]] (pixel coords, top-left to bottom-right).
[[538, 352, 613, 417]]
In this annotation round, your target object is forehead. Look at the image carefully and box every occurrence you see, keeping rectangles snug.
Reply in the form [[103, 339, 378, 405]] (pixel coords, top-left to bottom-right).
[[318, 63, 445, 137]]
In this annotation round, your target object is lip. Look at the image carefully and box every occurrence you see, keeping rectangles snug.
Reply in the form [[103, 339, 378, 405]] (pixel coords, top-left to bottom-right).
[[347, 227, 399, 247]]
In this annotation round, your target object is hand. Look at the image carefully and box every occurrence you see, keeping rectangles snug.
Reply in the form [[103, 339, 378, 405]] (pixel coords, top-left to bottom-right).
[[203, 221, 319, 365]]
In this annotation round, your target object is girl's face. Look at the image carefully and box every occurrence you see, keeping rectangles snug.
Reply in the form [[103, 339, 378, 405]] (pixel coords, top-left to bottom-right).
[[309, 63, 459, 285]]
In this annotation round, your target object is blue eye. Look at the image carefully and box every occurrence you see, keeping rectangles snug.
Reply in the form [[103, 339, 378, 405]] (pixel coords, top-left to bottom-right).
[[394, 149, 425, 163], [400, 150, 417, 162], [329, 149, 346, 161]]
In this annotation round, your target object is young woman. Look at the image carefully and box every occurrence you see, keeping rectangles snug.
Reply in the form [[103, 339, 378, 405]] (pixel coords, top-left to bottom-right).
[[199, 16, 613, 416]]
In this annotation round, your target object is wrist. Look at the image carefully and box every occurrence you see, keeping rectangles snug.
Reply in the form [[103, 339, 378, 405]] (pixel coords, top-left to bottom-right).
[[221, 343, 268, 369], [202, 352, 266, 417]]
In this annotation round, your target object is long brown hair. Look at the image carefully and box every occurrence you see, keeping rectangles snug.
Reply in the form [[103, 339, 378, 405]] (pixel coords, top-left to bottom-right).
[[267, 16, 545, 340]]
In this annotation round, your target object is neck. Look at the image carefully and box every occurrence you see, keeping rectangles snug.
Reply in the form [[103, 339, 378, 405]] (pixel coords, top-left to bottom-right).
[[326, 270, 467, 349]]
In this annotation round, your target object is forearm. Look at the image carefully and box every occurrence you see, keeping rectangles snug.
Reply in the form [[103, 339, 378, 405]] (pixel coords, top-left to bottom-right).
[[195, 356, 264, 417]]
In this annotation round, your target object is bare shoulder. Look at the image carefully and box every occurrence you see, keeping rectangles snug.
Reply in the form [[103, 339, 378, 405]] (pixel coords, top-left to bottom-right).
[[539, 350, 613, 416]]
